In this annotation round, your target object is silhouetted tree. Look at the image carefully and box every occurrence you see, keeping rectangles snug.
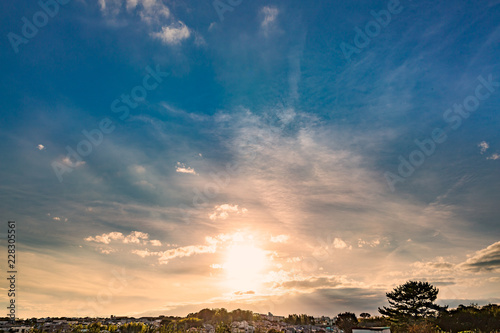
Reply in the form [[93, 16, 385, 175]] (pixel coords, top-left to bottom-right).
[[359, 313, 371, 319], [435, 303, 500, 332], [335, 312, 358, 333], [378, 281, 446, 323]]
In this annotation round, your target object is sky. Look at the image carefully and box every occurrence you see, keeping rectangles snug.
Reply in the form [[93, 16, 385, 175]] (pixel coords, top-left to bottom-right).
[[0, 0, 500, 320]]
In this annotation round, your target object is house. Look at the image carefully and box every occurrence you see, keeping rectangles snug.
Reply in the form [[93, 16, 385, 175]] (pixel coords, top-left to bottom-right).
[[352, 328, 390, 333], [7, 326, 31, 333]]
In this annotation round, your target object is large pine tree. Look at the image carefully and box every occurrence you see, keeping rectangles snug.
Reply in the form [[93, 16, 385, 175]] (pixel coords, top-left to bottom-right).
[[378, 281, 447, 322]]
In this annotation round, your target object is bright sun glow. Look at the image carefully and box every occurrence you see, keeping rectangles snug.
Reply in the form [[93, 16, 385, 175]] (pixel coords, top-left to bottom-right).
[[224, 244, 268, 291]]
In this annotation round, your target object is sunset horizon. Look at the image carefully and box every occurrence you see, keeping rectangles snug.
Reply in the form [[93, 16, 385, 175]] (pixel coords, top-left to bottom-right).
[[1, 0, 499, 326]]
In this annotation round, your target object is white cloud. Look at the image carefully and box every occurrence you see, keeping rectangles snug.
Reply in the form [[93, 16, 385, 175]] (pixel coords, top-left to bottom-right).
[[261, 6, 278, 30], [62, 157, 85, 167], [98, 247, 117, 254], [131, 240, 219, 264], [333, 238, 351, 250], [85, 232, 125, 244], [152, 21, 191, 45], [209, 204, 247, 221], [270, 235, 290, 243], [175, 162, 197, 175], [358, 238, 381, 248], [131, 249, 154, 258], [37, 144, 45, 150], [85, 230, 163, 249], [136, 0, 170, 23], [124, 231, 150, 244], [99, 0, 169, 23], [478, 141, 489, 154], [487, 153, 500, 160], [52, 217, 60, 221]]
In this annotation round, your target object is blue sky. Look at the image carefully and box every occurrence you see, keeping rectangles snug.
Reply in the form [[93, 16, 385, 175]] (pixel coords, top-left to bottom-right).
[[1, 0, 500, 319]]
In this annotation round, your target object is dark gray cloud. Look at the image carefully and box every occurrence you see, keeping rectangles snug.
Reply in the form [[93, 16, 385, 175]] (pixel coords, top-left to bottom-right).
[[461, 241, 500, 272]]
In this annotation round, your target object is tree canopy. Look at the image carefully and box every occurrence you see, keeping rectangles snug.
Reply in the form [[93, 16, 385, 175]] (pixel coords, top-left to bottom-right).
[[378, 281, 446, 323], [335, 312, 358, 333]]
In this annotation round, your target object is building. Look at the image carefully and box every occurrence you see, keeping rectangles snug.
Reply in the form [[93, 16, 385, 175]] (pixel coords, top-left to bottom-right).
[[352, 328, 390, 333]]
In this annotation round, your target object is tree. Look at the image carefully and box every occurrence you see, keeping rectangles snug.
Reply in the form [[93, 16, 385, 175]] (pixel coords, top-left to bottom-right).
[[359, 313, 371, 319], [335, 312, 358, 333], [378, 281, 447, 323]]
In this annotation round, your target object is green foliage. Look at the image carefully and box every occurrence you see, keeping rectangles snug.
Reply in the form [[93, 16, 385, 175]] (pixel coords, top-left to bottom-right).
[[178, 318, 203, 329], [335, 312, 358, 333], [435, 303, 500, 333], [359, 313, 371, 319], [358, 316, 390, 328], [284, 314, 315, 325], [215, 323, 231, 333], [378, 281, 447, 323], [187, 308, 253, 324], [120, 323, 148, 333]]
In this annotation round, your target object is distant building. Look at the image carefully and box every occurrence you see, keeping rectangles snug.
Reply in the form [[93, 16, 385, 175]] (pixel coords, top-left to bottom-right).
[[352, 328, 390, 333]]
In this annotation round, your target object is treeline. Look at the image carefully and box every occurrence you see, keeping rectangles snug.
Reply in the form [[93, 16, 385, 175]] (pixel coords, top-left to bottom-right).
[[435, 303, 500, 333], [187, 308, 254, 323], [283, 314, 315, 325], [337, 305, 500, 333]]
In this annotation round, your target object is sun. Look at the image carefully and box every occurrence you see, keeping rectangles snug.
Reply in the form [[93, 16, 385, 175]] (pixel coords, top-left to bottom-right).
[[224, 243, 268, 291]]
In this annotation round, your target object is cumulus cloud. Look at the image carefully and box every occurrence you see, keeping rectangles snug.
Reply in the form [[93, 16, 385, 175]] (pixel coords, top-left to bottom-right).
[[209, 204, 247, 221], [478, 141, 489, 154], [85, 231, 125, 244], [487, 153, 500, 160], [150, 239, 162, 246], [332, 238, 351, 250], [152, 21, 191, 45], [175, 162, 197, 175], [124, 231, 149, 244], [85, 231, 162, 247]]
